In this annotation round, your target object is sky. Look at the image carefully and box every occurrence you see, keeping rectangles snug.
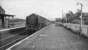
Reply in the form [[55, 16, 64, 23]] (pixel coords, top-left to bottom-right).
[[0, 0, 88, 20]]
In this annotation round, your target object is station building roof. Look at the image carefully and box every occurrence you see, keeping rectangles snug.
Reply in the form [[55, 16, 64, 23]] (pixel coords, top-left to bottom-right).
[[0, 14, 15, 17]]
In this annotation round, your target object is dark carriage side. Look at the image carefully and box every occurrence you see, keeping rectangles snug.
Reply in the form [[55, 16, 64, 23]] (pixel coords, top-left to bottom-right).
[[25, 13, 50, 35]]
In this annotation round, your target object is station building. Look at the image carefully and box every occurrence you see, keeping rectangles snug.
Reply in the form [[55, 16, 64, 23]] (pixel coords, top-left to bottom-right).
[[0, 6, 15, 28]]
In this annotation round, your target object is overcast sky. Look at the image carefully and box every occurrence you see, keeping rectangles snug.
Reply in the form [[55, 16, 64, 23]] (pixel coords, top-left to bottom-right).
[[0, 0, 88, 20]]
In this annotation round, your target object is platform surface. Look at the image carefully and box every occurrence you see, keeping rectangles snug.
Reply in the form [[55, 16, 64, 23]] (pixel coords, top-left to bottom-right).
[[8, 24, 88, 50]]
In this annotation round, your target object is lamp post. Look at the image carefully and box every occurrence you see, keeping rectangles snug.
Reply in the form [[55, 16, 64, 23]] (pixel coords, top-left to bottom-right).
[[77, 3, 83, 33]]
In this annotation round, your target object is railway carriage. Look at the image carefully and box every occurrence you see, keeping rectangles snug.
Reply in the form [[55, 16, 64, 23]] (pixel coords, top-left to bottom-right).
[[25, 13, 50, 34]]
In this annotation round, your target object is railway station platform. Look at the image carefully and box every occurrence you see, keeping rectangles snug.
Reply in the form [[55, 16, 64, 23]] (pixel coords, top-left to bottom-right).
[[7, 24, 88, 50], [0, 26, 25, 31]]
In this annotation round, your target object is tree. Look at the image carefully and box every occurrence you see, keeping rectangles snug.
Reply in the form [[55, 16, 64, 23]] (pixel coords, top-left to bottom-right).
[[74, 9, 81, 18], [65, 10, 74, 23]]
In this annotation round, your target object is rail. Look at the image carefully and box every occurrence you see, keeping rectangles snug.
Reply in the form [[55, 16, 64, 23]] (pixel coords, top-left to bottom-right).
[[6, 24, 49, 50], [0, 26, 26, 49]]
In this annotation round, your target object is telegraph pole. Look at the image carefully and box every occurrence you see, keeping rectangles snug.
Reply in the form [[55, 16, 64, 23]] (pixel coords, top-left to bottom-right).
[[77, 3, 83, 33]]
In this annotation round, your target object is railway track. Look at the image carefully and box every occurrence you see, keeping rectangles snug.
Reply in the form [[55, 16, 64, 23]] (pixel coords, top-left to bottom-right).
[[0, 29, 29, 50]]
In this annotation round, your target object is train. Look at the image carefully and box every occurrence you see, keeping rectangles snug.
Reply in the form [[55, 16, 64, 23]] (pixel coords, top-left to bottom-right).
[[25, 13, 50, 34]]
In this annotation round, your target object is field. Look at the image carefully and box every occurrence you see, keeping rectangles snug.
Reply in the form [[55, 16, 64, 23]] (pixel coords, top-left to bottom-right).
[[0, 18, 25, 30]]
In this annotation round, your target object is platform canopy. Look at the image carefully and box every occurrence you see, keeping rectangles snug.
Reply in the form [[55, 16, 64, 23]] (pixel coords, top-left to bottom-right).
[[0, 14, 15, 28], [0, 14, 15, 17]]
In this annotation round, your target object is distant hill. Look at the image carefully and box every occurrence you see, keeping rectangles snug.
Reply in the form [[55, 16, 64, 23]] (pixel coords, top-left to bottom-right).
[[7, 18, 26, 27], [8, 18, 26, 22]]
